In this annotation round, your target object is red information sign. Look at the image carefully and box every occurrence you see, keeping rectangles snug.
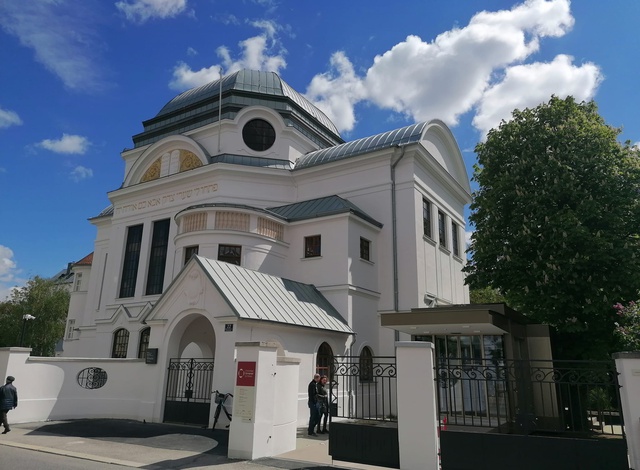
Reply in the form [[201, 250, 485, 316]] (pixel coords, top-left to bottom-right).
[[236, 361, 256, 387]]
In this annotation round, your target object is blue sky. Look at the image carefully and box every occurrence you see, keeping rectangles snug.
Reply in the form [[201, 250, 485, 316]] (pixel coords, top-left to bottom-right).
[[0, 0, 638, 300]]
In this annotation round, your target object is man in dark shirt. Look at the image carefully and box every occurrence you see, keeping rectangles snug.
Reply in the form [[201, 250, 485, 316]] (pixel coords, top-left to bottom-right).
[[0, 376, 18, 434], [307, 373, 320, 436]]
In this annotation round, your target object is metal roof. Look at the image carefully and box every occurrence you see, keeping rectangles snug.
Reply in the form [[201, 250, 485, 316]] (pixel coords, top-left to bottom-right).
[[295, 121, 427, 170], [210, 153, 293, 170], [155, 69, 340, 137], [267, 195, 383, 228], [196, 257, 353, 334]]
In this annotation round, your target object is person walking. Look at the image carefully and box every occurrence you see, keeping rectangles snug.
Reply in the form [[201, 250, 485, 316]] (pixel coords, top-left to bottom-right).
[[316, 375, 329, 434], [307, 373, 320, 436], [0, 376, 18, 434]]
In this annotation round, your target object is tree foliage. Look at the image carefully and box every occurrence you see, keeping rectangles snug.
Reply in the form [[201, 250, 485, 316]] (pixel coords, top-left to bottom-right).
[[465, 96, 640, 359], [469, 287, 506, 305], [0, 276, 70, 356], [613, 301, 640, 351]]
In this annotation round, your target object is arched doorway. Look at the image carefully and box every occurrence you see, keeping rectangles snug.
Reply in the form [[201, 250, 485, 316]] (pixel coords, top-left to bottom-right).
[[164, 314, 216, 426]]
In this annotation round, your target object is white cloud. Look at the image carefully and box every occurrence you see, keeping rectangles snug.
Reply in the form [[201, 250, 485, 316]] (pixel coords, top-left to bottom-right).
[[0, 245, 16, 282], [0, 2, 107, 92], [169, 63, 222, 91], [0, 245, 21, 301], [473, 55, 601, 136], [304, 0, 599, 135], [37, 134, 91, 155], [465, 230, 474, 248], [305, 52, 367, 133], [0, 106, 22, 129], [116, 0, 188, 23], [169, 20, 287, 91], [70, 166, 94, 182]]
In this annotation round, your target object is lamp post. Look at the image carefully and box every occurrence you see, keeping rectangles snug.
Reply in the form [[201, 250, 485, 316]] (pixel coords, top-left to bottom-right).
[[20, 314, 36, 347]]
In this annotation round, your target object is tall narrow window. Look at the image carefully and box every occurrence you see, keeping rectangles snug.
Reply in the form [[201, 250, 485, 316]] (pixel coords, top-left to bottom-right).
[[145, 219, 170, 295], [184, 245, 199, 265], [74, 272, 82, 292], [66, 319, 76, 339], [316, 342, 334, 377], [359, 346, 374, 382], [304, 235, 321, 258], [438, 211, 447, 248], [360, 237, 371, 261], [138, 327, 151, 359], [452, 221, 460, 257], [119, 225, 143, 298], [423, 198, 432, 238], [218, 245, 241, 265], [112, 328, 129, 358]]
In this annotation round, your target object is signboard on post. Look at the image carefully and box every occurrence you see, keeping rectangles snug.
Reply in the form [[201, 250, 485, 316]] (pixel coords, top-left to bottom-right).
[[234, 361, 256, 420]]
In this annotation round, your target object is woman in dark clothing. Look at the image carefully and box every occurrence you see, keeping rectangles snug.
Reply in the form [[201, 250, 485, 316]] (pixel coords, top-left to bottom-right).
[[316, 375, 329, 434]]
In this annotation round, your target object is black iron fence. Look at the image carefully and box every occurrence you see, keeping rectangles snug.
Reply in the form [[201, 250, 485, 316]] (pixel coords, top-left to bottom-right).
[[329, 355, 397, 422], [435, 358, 624, 437]]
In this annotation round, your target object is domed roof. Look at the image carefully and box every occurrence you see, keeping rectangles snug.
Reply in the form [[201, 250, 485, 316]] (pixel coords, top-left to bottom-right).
[[132, 70, 342, 149]]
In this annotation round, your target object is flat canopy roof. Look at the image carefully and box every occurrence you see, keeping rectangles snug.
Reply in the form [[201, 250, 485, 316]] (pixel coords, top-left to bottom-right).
[[380, 303, 532, 337]]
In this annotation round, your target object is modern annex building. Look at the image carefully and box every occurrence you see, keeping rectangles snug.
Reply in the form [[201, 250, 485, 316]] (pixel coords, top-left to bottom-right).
[[61, 69, 472, 426]]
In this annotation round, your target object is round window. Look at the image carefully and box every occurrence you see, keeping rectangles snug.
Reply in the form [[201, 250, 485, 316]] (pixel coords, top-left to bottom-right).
[[77, 367, 108, 390], [242, 119, 276, 151]]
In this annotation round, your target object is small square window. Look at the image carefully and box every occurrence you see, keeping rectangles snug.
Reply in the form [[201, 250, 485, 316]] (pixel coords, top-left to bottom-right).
[[218, 245, 241, 265], [304, 235, 321, 258], [184, 245, 199, 265], [360, 237, 371, 261]]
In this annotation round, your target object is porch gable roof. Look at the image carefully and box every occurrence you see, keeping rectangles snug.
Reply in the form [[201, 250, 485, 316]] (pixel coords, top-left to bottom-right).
[[195, 256, 353, 334]]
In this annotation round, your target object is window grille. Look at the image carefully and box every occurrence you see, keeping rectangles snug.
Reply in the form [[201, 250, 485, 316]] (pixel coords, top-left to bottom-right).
[[258, 217, 284, 241], [215, 212, 249, 231], [112, 328, 129, 358], [181, 212, 207, 234]]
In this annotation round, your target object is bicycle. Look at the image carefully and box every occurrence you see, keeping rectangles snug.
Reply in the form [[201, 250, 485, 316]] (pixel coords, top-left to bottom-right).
[[212, 390, 233, 429]]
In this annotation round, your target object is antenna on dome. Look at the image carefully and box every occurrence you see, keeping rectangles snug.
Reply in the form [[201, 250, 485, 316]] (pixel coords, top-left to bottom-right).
[[217, 71, 223, 154]]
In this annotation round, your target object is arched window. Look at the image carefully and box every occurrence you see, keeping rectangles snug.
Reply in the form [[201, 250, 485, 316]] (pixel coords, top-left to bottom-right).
[[112, 328, 129, 358], [138, 327, 151, 359], [316, 342, 333, 378], [359, 346, 374, 382]]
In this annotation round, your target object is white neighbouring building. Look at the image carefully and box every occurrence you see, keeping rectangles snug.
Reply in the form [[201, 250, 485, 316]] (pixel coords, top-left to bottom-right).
[[60, 69, 471, 428]]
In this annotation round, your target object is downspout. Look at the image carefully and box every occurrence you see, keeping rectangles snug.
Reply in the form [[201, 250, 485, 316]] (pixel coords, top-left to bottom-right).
[[390, 144, 408, 341]]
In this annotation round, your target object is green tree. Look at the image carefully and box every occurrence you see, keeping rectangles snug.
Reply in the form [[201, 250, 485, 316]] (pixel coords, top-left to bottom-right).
[[0, 276, 70, 356], [465, 96, 640, 359], [469, 286, 506, 304]]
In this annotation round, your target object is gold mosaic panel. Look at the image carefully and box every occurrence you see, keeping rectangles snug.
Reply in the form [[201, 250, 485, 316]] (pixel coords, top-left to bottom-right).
[[141, 158, 161, 182], [180, 150, 202, 172]]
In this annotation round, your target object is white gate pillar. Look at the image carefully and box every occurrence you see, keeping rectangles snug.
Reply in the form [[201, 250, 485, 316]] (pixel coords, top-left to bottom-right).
[[395, 341, 439, 470], [228, 341, 300, 460], [614, 351, 640, 470]]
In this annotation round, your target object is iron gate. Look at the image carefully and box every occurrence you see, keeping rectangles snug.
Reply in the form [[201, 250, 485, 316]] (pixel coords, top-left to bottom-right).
[[437, 358, 628, 470], [164, 358, 214, 426]]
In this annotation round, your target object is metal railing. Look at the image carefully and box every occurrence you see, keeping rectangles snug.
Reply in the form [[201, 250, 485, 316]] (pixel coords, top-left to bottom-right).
[[329, 355, 397, 422], [435, 358, 624, 437]]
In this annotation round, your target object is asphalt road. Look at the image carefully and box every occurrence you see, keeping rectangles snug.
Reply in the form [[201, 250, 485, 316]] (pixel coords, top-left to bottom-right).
[[0, 445, 134, 470]]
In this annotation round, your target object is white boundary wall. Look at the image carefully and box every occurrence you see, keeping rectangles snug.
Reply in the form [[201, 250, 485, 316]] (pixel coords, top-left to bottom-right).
[[614, 351, 640, 470], [0, 348, 158, 424]]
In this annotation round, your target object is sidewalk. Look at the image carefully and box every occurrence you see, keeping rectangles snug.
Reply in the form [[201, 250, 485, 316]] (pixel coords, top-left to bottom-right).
[[0, 419, 389, 470]]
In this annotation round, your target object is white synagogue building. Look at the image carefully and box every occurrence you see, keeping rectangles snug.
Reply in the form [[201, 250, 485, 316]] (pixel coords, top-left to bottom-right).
[[60, 69, 471, 427]]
